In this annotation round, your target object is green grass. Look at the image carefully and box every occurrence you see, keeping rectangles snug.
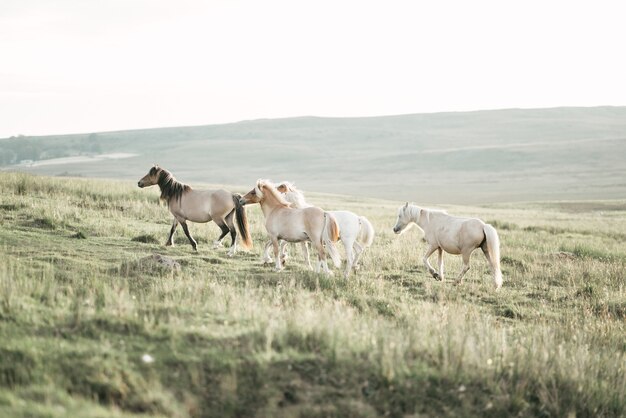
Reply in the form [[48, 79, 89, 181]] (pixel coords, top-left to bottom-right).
[[0, 172, 625, 417]]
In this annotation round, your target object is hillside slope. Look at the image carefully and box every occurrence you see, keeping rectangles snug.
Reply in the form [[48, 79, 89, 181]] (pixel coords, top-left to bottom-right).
[[2, 107, 626, 203]]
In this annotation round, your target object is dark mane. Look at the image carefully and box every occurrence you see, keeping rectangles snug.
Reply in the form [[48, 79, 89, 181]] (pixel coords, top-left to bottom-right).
[[155, 167, 191, 203]]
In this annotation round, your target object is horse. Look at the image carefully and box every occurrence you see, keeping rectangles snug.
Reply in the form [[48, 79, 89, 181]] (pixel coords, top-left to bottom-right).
[[137, 165, 252, 255], [239, 179, 341, 275], [266, 181, 375, 278], [393, 203, 502, 289]]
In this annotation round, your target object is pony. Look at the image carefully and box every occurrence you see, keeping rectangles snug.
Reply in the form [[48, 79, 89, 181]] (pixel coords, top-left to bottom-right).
[[393, 203, 502, 289], [239, 179, 341, 275], [266, 181, 375, 278], [137, 165, 252, 255]]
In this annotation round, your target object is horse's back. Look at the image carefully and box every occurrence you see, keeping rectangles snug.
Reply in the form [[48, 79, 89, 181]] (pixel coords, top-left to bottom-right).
[[427, 212, 486, 252], [329, 210, 360, 236]]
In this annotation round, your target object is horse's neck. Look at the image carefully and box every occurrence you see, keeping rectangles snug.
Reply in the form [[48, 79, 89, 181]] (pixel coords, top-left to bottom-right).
[[259, 194, 289, 218], [284, 190, 310, 209], [157, 173, 188, 202], [415, 208, 447, 229], [411, 206, 427, 227]]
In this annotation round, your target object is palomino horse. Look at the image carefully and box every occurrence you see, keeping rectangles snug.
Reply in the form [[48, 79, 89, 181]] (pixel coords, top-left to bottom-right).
[[239, 179, 341, 275], [265, 181, 375, 278], [137, 165, 252, 255], [393, 203, 502, 289]]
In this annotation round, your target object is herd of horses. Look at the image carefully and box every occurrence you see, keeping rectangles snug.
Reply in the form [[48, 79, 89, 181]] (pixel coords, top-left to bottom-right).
[[138, 165, 503, 289]]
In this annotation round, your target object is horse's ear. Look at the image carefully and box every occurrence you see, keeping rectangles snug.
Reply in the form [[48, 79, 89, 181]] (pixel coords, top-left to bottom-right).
[[153, 163, 159, 168], [404, 202, 409, 208]]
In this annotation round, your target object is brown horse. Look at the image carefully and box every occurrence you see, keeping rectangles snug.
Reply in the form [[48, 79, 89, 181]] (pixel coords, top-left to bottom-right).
[[138, 165, 252, 255], [239, 179, 341, 275]]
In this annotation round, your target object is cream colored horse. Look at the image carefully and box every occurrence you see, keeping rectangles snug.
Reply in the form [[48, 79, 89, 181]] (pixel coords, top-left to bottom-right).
[[393, 203, 502, 289], [265, 181, 375, 278], [137, 165, 252, 255], [239, 179, 341, 275]]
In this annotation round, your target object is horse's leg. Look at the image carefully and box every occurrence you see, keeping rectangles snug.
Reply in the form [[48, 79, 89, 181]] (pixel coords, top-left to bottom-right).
[[225, 211, 238, 257], [166, 219, 179, 246], [279, 240, 288, 264], [454, 250, 472, 285], [311, 241, 323, 274], [315, 242, 333, 276], [423, 244, 440, 279], [262, 240, 273, 264], [437, 248, 445, 281], [302, 242, 312, 270], [352, 241, 364, 270], [272, 237, 283, 271], [213, 220, 230, 248], [343, 239, 354, 279], [180, 221, 198, 251]]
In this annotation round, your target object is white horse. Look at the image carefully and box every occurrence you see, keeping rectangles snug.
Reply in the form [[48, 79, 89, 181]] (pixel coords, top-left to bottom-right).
[[263, 181, 375, 278], [393, 203, 502, 289]]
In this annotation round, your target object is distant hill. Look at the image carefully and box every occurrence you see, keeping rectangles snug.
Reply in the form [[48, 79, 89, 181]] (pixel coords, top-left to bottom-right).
[[2, 106, 626, 203]]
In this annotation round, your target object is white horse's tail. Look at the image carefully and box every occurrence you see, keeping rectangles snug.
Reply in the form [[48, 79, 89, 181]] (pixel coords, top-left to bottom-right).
[[483, 224, 503, 289], [322, 213, 342, 268], [357, 216, 375, 247]]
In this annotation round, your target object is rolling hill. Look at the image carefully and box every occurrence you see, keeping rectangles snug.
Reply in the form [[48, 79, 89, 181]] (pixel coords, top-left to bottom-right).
[[2, 106, 626, 203]]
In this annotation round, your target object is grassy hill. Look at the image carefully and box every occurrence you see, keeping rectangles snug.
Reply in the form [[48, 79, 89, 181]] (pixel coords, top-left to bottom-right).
[[2, 106, 626, 203], [1, 172, 625, 417]]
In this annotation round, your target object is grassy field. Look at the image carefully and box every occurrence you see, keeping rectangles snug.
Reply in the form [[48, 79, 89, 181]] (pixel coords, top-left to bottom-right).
[[0, 172, 625, 417]]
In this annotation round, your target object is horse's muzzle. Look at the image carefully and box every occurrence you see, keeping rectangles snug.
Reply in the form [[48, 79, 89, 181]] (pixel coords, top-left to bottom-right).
[[393, 227, 400, 234], [137, 181, 143, 188], [238, 198, 247, 206]]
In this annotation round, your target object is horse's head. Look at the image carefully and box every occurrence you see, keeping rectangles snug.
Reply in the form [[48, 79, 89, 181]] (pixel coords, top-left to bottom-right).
[[138, 165, 160, 188], [239, 179, 267, 205], [393, 202, 413, 234]]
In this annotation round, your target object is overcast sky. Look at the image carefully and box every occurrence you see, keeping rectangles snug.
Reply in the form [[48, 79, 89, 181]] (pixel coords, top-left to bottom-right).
[[1, 0, 625, 138]]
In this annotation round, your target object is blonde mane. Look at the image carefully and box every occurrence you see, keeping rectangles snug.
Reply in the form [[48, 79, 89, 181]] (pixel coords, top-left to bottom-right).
[[256, 179, 291, 207], [277, 181, 311, 209]]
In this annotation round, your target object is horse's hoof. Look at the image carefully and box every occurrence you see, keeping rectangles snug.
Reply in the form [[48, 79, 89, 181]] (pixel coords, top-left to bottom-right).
[[432, 272, 441, 280], [165, 242, 173, 247]]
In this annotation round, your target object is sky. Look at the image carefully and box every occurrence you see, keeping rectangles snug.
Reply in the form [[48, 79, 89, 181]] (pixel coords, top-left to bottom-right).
[[1, 0, 625, 138]]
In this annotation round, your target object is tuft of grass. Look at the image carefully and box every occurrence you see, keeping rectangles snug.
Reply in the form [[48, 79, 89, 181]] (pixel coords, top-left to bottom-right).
[[561, 243, 625, 262], [71, 230, 87, 239], [28, 217, 57, 230], [131, 234, 159, 244]]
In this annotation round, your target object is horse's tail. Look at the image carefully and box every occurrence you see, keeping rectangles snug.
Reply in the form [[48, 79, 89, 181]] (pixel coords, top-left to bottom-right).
[[357, 216, 375, 248], [232, 194, 252, 249], [322, 212, 341, 268], [483, 223, 502, 289]]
